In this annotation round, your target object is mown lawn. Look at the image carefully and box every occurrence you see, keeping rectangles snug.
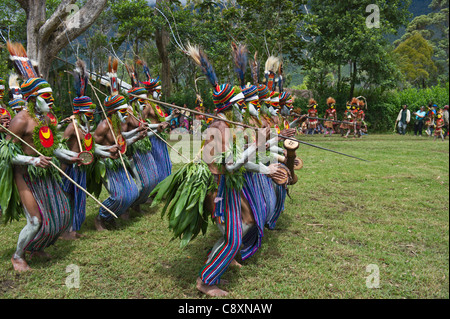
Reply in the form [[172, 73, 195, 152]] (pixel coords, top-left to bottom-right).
[[0, 133, 448, 299]]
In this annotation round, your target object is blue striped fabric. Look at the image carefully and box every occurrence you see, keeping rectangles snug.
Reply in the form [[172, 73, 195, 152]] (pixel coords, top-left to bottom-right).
[[131, 150, 159, 206], [200, 176, 243, 286], [149, 135, 172, 183], [240, 172, 267, 260], [23, 174, 72, 252], [266, 183, 287, 230], [62, 165, 87, 231], [99, 167, 139, 220]]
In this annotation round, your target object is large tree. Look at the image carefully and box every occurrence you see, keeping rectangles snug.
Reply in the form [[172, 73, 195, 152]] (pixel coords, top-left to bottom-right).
[[305, 0, 411, 99], [16, 0, 107, 79]]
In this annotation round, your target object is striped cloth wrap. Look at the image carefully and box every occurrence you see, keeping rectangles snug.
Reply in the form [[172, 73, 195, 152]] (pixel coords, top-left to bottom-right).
[[22, 174, 72, 252], [149, 135, 172, 183], [62, 165, 87, 232], [130, 150, 159, 206], [99, 166, 139, 221]]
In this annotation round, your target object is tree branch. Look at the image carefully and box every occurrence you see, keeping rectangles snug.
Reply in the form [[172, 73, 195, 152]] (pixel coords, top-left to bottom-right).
[[39, 0, 76, 42]]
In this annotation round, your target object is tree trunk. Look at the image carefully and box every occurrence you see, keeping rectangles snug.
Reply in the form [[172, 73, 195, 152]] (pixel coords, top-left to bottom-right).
[[17, 0, 108, 79], [155, 0, 172, 99], [349, 60, 357, 99]]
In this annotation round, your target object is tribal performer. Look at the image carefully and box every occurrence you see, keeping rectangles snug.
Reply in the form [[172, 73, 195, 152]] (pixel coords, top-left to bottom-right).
[[306, 98, 319, 135], [137, 59, 179, 183], [151, 44, 290, 297], [125, 62, 170, 209], [434, 110, 445, 141], [0, 42, 81, 272], [60, 60, 99, 239], [341, 101, 353, 137], [350, 98, 359, 138], [324, 97, 337, 137], [93, 57, 143, 231]]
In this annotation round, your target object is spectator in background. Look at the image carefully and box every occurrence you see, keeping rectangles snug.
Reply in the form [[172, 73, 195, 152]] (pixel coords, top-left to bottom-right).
[[395, 104, 410, 135], [413, 106, 426, 136], [443, 105, 449, 139], [425, 104, 437, 136]]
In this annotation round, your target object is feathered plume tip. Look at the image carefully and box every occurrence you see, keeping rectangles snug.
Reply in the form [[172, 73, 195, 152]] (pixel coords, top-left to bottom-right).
[[136, 59, 151, 82], [107, 56, 119, 95], [327, 97, 336, 105], [231, 42, 248, 88], [265, 56, 280, 74], [186, 43, 219, 90], [125, 62, 139, 88], [8, 73, 22, 100], [249, 51, 260, 86], [7, 41, 38, 80], [309, 98, 317, 105], [7, 41, 27, 58], [73, 59, 88, 98]]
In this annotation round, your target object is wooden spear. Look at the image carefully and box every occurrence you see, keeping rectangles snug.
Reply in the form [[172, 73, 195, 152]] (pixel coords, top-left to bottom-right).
[[0, 123, 118, 219]]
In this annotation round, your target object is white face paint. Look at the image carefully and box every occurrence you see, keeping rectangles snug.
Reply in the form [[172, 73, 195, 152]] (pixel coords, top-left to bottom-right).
[[36, 96, 51, 114], [137, 102, 145, 113], [233, 104, 243, 122], [117, 110, 128, 123], [248, 103, 259, 118], [269, 106, 278, 117], [152, 91, 161, 100]]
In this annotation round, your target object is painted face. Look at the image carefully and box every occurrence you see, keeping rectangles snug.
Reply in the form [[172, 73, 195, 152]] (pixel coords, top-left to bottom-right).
[[346, 105, 351, 109], [0, 84, 5, 99], [331, 104, 335, 109], [152, 90, 162, 100], [248, 102, 259, 118], [313, 104, 317, 109], [233, 104, 243, 122], [117, 106, 129, 123], [438, 114, 442, 119], [35, 93, 53, 114]]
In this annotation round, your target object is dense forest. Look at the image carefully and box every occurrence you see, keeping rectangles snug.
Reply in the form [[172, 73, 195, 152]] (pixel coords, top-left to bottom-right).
[[0, 0, 448, 131]]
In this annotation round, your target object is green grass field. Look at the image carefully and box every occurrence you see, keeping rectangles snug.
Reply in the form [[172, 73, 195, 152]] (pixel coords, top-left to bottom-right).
[[0, 133, 448, 299]]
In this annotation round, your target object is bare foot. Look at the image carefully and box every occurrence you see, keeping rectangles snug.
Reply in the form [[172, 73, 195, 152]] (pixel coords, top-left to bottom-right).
[[230, 259, 242, 268], [11, 256, 31, 272], [94, 215, 109, 232], [59, 231, 79, 241], [196, 277, 229, 297], [120, 211, 130, 221]]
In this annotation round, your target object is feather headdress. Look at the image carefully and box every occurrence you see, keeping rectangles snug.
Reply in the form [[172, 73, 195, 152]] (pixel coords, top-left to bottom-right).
[[231, 42, 248, 88], [264, 56, 280, 91], [351, 97, 359, 105], [249, 51, 260, 86], [186, 43, 219, 90], [73, 59, 89, 98], [107, 56, 119, 96], [8, 73, 22, 100], [7, 41, 39, 80], [125, 62, 139, 88], [136, 59, 152, 82], [327, 97, 336, 105]]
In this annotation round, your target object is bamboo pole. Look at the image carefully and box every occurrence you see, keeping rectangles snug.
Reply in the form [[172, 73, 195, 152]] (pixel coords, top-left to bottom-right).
[[0, 124, 118, 219]]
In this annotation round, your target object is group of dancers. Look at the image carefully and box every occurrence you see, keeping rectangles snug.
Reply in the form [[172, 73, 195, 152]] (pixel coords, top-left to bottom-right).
[[0, 41, 307, 297]]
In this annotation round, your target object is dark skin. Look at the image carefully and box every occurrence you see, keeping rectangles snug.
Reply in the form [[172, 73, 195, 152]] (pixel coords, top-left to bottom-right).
[[198, 116, 294, 297], [6, 100, 80, 271]]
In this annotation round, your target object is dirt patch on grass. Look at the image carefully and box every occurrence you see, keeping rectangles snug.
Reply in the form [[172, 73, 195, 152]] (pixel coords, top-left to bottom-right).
[[0, 279, 15, 294]]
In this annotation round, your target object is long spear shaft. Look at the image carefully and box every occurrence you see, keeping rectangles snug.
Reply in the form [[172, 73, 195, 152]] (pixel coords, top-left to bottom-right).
[[132, 96, 370, 162], [0, 124, 118, 218], [290, 112, 355, 125], [88, 80, 132, 183]]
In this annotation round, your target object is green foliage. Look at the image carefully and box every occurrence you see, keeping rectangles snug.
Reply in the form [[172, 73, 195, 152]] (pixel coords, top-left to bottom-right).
[[394, 32, 438, 87]]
